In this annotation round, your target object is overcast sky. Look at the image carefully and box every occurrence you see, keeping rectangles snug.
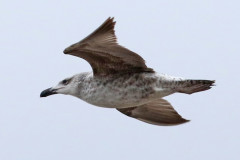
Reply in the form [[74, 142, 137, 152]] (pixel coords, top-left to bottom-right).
[[0, 0, 239, 160]]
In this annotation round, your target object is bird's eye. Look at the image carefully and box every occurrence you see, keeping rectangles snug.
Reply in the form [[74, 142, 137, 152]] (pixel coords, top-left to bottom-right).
[[62, 79, 69, 85]]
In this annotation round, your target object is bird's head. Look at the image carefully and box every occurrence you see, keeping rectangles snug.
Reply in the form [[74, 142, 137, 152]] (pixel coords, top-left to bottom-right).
[[40, 73, 89, 98]]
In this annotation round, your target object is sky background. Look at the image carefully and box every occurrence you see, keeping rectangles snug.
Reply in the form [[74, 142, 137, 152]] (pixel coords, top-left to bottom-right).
[[0, 0, 239, 160]]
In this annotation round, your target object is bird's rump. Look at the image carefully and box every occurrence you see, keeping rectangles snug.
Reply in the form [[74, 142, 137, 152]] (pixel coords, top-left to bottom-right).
[[64, 17, 154, 76]]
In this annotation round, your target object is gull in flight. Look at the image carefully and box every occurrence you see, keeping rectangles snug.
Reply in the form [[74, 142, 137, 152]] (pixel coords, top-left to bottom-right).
[[40, 17, 215, 126]]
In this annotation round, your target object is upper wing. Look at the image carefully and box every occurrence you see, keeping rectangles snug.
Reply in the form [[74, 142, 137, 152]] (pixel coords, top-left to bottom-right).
[[117, 99, 189, 126], [63, 17, 154, 76]]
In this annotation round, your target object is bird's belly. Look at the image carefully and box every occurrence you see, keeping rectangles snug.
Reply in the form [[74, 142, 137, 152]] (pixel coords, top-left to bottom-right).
[[84, 92, 157, 108], [81, 85, 158, 108]]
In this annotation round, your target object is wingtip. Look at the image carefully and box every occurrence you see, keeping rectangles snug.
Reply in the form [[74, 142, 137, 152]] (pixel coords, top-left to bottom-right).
[[174, 118, 190, 126], [212, 80, 216, 86], [107, 16, 115, 21], [170, 117, 190, 126], [63, 47, 71, 54], [105, 17, 116, 26]]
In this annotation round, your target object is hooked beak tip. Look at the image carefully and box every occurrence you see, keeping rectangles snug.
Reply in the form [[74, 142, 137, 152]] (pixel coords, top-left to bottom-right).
[[40, 88, 57, 98]]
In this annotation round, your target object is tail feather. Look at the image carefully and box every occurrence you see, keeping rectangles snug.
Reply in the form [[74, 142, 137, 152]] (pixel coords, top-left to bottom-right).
[[177, 80, 215, 94]]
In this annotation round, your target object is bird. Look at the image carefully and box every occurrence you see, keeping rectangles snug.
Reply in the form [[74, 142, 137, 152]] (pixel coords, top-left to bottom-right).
[[40, 17, 215, 126]]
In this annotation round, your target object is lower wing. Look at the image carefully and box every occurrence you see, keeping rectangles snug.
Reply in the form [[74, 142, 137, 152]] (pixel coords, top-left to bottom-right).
[[117, 98, 189, 126]]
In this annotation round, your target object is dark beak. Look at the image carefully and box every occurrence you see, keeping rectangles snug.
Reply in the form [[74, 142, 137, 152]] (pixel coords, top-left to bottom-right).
[[40, 88, 57, 97]]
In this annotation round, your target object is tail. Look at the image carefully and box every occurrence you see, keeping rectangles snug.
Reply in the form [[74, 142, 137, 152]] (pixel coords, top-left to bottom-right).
[[176, 80, 215, 94]]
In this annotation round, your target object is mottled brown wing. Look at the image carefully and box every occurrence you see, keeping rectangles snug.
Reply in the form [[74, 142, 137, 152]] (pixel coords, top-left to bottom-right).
[[64, 17, 154, 76], [117, 99, 189, 126]]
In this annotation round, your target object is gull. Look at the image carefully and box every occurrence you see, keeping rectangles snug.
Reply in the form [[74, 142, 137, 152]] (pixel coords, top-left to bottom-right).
[[40, 17, 215, 126]]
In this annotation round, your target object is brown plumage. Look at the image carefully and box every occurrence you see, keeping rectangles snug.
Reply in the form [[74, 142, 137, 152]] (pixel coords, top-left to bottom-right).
[[64, 17, 154, 76], [117, 99, 189, 126]]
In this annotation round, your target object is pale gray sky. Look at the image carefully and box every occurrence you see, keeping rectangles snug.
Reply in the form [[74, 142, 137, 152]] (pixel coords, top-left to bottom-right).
[[0, 0, 239, 160]]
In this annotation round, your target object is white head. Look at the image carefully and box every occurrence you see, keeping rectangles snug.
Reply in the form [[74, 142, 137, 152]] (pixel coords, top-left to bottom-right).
[[40, 73, 90, 98]]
